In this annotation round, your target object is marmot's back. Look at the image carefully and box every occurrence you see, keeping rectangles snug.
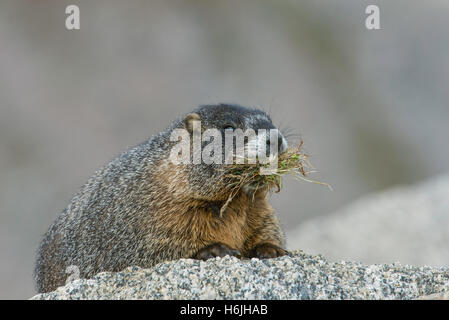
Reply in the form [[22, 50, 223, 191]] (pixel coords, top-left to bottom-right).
[[35, 104, 288, 293]]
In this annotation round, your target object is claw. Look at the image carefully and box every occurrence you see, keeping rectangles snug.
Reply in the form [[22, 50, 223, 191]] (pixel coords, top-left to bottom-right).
[[249, 243, 287, 259], [192, 243, 242, 260]]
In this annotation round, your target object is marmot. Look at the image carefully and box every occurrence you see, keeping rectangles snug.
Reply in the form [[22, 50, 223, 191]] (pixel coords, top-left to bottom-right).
[[35, 103, 289, 293]]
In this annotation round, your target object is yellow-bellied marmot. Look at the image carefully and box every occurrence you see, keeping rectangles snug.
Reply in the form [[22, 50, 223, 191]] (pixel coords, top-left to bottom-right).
[[35, 103, 289, 293]]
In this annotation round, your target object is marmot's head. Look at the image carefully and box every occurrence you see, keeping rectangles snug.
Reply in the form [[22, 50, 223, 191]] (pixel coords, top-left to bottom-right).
[[186, 103, 287, 155], [173, 103, 288, 202]]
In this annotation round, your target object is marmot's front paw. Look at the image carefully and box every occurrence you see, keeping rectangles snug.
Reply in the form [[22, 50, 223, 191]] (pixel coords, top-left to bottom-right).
[[248, 243, 288, 259], [192, 243, 242, 260]]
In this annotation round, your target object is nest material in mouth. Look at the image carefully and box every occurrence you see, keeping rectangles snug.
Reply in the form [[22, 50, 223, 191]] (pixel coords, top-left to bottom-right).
[[220, 139, 331, 216]]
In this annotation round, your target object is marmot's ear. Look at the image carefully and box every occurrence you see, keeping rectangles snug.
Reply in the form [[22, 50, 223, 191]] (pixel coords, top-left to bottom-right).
[[183, 113, 201, 134]]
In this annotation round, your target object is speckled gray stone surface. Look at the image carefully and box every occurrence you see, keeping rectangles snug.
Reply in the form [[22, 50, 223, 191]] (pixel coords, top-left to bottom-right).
[[30, 251, 449, 300]]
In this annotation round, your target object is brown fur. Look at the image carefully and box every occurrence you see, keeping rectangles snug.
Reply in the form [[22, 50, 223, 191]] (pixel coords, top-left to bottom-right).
[[148, 162, 285, 260]]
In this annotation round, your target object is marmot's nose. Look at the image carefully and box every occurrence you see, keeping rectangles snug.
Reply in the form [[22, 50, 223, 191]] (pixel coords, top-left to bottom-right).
[[266, 132, 287, 154]]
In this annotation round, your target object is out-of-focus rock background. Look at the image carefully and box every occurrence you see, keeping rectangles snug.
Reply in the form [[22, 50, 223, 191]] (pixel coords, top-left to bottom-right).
[[1, 0, 448, 299], [286, 174, 449, 266]]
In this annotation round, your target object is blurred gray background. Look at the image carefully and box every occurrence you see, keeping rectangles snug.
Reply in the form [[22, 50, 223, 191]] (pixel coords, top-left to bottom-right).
[[1, 0, 449, 299]]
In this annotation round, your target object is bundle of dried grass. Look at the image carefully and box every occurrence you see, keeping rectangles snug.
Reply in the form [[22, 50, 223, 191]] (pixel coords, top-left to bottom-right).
[[220, 140, 330, 216]]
